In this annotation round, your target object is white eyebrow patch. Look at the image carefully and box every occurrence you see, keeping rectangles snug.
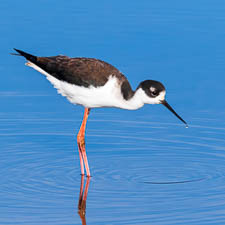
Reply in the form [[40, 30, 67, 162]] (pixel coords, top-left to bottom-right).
[[150, 86, 156, 92]]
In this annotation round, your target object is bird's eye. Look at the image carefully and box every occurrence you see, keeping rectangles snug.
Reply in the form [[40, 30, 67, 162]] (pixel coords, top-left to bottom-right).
[[151, 90, 158, 96], [149, 87, 159, 97]]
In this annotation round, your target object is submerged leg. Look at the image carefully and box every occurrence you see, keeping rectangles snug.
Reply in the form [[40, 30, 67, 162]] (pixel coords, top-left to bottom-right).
[[77, 108, 91, 177], [78, 175, 91, 225]]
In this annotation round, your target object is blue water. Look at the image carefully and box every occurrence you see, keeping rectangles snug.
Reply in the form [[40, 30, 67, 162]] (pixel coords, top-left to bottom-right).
[[1, 0, 225, 224]]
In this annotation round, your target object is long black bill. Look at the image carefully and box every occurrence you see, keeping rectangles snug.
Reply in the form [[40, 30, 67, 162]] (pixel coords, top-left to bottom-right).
[[161, 100, 188, 128]]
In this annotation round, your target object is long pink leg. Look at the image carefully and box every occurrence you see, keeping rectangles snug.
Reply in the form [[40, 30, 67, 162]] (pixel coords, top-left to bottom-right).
[[78, 149, 84, 175], [77, 108, 91, 177]]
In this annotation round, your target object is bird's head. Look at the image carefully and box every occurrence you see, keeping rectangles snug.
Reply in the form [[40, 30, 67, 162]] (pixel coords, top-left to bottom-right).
[[137, 80, 188, 127]]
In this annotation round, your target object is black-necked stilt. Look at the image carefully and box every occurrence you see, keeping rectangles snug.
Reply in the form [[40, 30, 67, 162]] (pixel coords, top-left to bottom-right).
[[13, 48, 187, 177]]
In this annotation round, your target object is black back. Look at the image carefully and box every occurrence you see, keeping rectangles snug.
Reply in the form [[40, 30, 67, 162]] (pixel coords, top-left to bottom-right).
[[14, 49, 134, 100]]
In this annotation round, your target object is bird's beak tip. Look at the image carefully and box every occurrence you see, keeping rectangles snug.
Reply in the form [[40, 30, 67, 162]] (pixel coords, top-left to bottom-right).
[[161, 100, 188, 127]]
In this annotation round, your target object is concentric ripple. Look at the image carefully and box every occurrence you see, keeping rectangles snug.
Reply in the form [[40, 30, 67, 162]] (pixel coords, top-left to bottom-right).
[[1, 109, 225, 224]]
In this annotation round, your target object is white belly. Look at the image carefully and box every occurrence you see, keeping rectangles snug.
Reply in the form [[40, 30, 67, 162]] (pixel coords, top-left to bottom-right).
[[47, 74, 125, 108], [26, 61, 127, 109]]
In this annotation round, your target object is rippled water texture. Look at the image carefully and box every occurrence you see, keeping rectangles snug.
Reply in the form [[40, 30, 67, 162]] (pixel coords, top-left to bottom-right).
[[1, 106, 225, 224], [2, 0, 225, 224]]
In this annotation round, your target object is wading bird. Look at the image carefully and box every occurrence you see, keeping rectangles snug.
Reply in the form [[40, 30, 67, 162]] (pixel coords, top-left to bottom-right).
[[14, 48, 187, 177]]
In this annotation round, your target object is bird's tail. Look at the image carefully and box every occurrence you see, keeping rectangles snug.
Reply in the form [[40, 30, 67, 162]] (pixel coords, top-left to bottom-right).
[[13, 48, 37, 64]]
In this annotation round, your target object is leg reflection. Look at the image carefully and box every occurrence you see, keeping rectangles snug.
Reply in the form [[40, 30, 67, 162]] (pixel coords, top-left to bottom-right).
[[78, 175, 91, 225]]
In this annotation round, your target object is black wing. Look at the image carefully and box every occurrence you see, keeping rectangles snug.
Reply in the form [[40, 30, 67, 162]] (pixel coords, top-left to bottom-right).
[[14, 48, 125, 87], [14, 48, 134, 99]]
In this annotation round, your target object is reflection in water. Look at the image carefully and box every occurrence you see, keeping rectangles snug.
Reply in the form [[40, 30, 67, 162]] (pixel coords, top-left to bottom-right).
[[78, 175, 91, 225], [1, 112, 225, 225]]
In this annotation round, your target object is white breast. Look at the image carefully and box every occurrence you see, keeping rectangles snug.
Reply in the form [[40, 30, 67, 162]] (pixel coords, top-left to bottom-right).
[[49, 75, 126, 108], [26, 61, 130, 109]]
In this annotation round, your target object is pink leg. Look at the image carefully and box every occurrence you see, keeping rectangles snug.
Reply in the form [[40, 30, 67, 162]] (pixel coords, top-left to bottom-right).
[[77, 108, 91, 177], [78, 150, 84, 175]]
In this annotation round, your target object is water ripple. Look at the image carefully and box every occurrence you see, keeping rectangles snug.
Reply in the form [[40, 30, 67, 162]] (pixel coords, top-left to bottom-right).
[[1, 111, 225, 224]]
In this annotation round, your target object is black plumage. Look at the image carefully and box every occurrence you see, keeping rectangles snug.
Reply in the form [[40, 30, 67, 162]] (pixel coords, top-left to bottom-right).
[[14, 48, 134, 100]]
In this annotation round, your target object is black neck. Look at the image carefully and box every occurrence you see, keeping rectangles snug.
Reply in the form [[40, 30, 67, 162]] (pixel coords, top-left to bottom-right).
[[121, 80, 135, 100]]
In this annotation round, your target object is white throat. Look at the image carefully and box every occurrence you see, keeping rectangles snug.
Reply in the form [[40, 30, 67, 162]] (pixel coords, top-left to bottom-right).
[[119, 88, 166, 110], [119, 88, 145, 110]]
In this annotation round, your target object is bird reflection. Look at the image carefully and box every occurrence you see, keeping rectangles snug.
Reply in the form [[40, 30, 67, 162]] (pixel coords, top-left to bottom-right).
[[78, 175, 91, 225]]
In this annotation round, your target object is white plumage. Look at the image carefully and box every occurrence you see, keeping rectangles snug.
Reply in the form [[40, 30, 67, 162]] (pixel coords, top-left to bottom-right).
[[26, 61, 165, 110]]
